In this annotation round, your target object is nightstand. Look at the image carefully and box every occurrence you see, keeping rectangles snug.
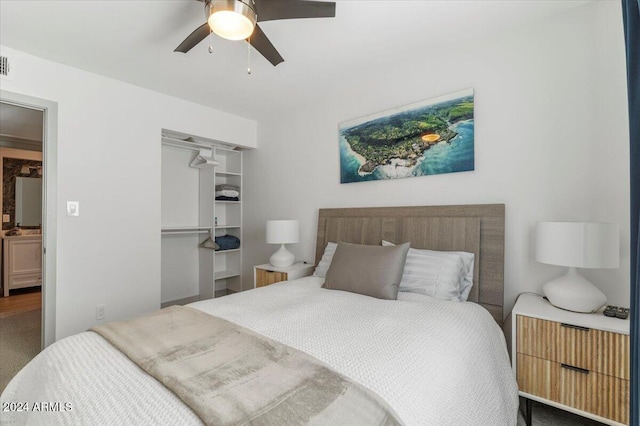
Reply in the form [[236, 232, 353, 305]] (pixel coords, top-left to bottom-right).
[[512, 294, 630, 425], [253, 262, 314, 288]]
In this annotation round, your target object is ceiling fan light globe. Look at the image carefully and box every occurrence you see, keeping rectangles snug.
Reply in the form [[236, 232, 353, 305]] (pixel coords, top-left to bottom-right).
[[209, 11, 254, 40], [207, 0, 256, 41]]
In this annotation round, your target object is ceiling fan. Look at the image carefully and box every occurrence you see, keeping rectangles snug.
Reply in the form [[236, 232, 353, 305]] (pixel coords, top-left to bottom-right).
[[175, 0, 336, 66]]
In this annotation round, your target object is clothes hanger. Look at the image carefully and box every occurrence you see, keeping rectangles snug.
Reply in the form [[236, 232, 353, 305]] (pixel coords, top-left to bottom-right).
[[199, 229, 218, 250], [190, 155, 219, 169]]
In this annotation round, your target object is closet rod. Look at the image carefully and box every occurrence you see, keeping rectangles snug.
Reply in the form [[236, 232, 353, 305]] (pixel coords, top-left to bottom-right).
[[161, 226, 212, 235]]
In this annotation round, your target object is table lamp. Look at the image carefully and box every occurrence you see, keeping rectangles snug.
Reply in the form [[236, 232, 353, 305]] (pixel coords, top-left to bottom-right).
[[266, 220, 299, 267], [536, 221, 619, 313]]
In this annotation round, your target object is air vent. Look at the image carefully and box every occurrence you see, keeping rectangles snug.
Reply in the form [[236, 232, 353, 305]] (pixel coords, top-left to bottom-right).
[[0, 56, 13, 80]]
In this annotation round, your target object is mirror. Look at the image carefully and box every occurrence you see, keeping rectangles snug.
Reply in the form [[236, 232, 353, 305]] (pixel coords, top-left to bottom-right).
[[15, 177, 42, 227]]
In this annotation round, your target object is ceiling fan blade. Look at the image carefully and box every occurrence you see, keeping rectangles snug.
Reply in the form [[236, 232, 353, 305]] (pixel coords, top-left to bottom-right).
[[255, 0, 336, 22], [175, 23, 210, 53], [248, 24, 284, 66]]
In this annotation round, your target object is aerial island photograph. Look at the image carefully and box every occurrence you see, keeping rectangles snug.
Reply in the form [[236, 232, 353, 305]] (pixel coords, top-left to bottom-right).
[[339, 88, 474, 183]]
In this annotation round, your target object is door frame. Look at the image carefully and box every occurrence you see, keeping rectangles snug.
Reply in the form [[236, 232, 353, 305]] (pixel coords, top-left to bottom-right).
[[1, 90, 58, 348]]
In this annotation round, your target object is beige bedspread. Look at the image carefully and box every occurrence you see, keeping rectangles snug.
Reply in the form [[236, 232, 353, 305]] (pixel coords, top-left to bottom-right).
[[91, 305, 401, 426]]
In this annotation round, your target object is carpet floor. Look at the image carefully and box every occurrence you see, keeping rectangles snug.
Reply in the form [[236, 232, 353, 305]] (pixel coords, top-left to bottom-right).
[[0, 309, 41, 393]]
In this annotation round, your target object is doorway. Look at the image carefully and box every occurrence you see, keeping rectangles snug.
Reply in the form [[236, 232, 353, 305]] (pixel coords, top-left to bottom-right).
[[0, 91, 58, 392]]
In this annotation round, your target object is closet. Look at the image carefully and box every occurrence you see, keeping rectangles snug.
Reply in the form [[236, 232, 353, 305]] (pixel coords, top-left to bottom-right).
[[161, 129, 243, 307]]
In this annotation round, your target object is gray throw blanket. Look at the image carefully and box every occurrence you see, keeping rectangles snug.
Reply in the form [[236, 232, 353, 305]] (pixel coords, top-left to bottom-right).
[[91, 306, 402, 426]]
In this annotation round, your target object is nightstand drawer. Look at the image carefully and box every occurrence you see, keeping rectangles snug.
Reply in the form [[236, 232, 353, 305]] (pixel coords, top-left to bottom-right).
[[557, 362, 629, 425], [255, 269, 287, 287], [558, 322, 591, 371], [517, 353, 630, 424], [517, 316, 629, 380], [588, 329, 630, 380], [517, 316, 559, 361], [516, 353, 558, 401]]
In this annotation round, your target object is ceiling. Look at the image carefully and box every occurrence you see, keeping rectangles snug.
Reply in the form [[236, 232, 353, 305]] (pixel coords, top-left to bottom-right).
[[0, 0, 590, 120], [0, 102, 44, 143]]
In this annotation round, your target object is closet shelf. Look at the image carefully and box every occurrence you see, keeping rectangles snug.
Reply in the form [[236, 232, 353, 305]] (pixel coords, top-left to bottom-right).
[[215, 200, 241, 204], [215, 171, 241, 176], [161, 130, 240, 150], [215, 248, 241, 254], [215, 270, 241, 280], [161, 227, 212, 235], [161, 136, 216, 151], [215, 225, 241, 229]]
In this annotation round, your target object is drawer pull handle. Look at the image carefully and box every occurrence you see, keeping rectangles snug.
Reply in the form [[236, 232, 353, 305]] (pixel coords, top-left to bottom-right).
[[561, 323, 590, 332], [266, 270, 274, 273], [561, 363, 590, 374]]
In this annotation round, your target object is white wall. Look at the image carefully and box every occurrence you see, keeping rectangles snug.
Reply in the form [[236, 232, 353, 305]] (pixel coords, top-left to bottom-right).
[[0, 45, 257, 339], [242, 1, 630, 315]]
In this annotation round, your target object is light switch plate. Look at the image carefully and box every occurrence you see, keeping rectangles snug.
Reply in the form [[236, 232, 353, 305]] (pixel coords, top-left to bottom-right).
[[66, 201, 80, 217], [2, 214, 9, 223]]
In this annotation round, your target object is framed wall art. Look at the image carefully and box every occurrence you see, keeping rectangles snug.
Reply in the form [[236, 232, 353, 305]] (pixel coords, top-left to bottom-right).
[[339, 88, 474, 183]]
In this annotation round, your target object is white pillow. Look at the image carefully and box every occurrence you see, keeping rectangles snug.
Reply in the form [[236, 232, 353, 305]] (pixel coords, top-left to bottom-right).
[[382, 240, 474, 301], [313, 242, 337, 278], [458, 255, 474, 301]]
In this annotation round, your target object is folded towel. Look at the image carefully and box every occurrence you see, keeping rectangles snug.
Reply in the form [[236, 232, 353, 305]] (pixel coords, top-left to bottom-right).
[[215, 184, 240, 192], [215, 235, 240, 251], [215, 196, 239, 202], [215, 190, 239, 198]]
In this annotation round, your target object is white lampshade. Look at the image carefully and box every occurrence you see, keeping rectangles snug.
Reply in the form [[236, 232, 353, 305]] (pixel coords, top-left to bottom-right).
[[266, 220, 299, 245], [536, 221, 619, 313], [536, 222, 620, 268]]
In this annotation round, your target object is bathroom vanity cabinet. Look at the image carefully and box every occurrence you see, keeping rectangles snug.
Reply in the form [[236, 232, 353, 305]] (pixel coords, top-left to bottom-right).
[[2, 235, 42, 297]]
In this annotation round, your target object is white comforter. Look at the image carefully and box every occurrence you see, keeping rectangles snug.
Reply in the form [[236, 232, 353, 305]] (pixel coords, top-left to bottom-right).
[[1, 277, 518, 425]]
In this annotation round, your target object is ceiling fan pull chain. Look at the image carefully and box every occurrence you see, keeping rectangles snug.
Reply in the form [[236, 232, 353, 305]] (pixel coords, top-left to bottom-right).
[[208, 27, 214, 54], [247, 0, 255, 73], [247, 36, 251, 75]]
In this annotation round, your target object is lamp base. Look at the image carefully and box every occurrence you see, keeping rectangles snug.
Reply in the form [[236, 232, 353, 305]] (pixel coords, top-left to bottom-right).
[[542, 267, 607, 313], [269, 244, 295, 268]]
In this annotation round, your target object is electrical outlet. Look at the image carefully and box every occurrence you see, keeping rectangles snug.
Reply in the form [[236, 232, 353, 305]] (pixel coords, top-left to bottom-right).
[[96, 304, 106, 320], [2, 214, 9, 223]]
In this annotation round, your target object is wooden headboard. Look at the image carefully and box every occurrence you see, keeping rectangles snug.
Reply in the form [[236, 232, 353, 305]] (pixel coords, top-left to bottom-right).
[[315, 204, 505, 325]]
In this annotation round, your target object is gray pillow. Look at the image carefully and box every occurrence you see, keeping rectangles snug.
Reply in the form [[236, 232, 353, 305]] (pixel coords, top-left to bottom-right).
[[323, 242, 410, 300]]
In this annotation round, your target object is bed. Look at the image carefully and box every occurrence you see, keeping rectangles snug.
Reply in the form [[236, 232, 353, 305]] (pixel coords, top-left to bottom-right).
[[0, 204, 518, 425]]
